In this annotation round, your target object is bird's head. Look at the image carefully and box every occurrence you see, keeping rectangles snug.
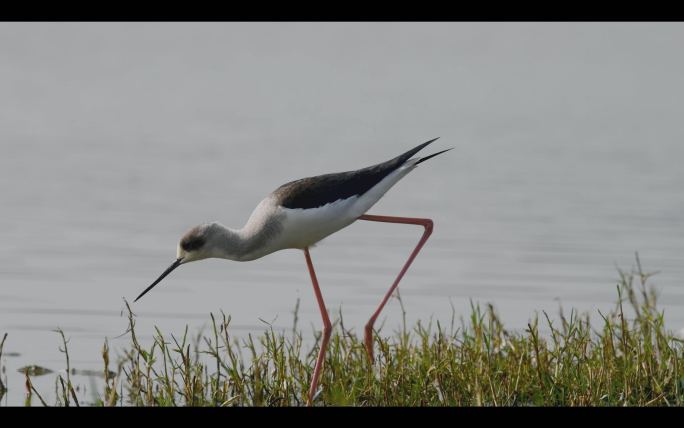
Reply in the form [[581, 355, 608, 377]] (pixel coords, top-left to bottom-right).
[[176, 223, 221, 262], [134, 222, 224, 302]]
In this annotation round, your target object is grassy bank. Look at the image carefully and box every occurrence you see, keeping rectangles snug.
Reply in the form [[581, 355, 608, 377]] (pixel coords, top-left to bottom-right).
[[5, 258, 684, 406]]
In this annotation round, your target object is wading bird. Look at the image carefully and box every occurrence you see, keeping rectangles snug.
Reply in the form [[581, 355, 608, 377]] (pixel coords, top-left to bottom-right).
[[135, 138, 451, 405]]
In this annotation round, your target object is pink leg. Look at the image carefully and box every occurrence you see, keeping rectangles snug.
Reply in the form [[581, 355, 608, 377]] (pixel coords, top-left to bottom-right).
[[358, 214, 434, 361], [304, 247, 332, 406]]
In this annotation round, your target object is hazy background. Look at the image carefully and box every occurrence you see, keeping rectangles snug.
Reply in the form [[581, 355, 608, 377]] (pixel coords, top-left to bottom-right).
[[1, 23, 684, 405]]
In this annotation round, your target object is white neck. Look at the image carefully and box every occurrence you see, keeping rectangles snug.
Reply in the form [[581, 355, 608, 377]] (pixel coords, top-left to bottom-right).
[[210, 214, 284, 262]]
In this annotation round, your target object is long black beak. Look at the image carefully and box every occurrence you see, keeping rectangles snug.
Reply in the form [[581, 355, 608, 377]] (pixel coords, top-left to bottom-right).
[[135, 258, 184, 302]]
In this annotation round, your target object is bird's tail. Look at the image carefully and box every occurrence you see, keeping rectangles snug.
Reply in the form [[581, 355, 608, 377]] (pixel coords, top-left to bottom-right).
[[415, 147, 454, 165]]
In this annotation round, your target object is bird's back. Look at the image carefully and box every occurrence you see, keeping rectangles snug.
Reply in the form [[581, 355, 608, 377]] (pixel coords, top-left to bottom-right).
[[272, 138, 438, 210]]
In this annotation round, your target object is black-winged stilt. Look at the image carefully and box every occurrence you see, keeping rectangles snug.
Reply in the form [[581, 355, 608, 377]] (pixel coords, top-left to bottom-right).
[[134, 137, 451, 404]]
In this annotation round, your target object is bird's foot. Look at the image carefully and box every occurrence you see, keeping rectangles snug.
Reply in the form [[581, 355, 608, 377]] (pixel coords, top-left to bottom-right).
[[307, 386, 323, 406]]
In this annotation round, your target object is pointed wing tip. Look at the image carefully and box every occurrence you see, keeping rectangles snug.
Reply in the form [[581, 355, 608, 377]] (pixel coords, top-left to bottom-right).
[[415, 147, 454, 165]]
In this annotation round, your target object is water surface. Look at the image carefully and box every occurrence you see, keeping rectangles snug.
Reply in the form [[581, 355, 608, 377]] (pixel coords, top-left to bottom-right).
[[1, 23, 684, 405]]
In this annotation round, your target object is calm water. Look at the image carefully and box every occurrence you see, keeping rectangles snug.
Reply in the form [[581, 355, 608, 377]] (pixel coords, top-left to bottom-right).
[[2, 23, 684, 405]]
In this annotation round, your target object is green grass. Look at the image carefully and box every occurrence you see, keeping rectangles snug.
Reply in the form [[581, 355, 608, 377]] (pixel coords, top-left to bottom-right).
[[6, 257, 684, 406]]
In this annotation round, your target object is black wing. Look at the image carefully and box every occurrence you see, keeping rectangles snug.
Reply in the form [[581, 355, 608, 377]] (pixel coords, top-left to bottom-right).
[[273, 138, 439, 209]]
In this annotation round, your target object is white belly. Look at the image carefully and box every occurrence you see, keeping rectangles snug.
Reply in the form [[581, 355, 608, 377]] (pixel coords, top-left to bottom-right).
[[278, 197, 362, 248]]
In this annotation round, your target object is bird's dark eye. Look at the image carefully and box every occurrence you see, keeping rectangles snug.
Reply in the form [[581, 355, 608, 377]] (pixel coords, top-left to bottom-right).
[[181, 233, 205, 251]]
